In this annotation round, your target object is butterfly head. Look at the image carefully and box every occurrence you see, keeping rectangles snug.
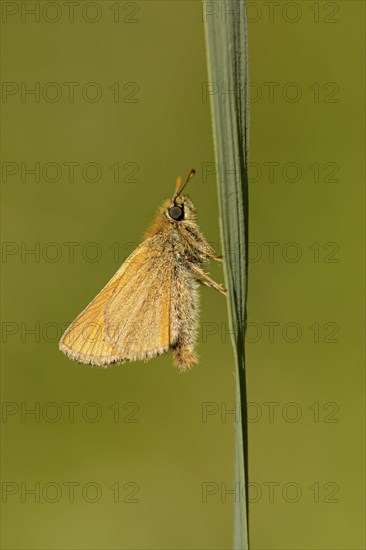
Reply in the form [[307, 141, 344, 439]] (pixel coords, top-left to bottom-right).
[[166, 169, 197, 223], [167, 195, 196, 223]]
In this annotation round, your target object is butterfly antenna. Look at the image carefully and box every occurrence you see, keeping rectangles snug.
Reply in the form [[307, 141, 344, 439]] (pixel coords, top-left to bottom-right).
[[175, 176, 183, 194], [173, 169, 196, 202]]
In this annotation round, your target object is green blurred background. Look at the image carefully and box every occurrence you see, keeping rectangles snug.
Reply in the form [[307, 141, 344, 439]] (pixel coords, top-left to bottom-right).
[[1, 1, 364, 548]]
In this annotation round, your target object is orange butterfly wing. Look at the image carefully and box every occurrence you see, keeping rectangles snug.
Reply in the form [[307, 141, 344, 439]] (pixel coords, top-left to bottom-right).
[[59, 237, 174, 367]]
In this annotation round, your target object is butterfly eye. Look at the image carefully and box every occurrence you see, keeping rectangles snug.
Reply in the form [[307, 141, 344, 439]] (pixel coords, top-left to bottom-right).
[[169, 205, 184, 221]]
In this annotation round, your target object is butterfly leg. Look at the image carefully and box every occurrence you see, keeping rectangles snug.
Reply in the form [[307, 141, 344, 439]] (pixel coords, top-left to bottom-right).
[[211, 254, 224, 263], [200, 241, 224, 263], [189, 263, 227, 296], [181, 226, 224, 264]]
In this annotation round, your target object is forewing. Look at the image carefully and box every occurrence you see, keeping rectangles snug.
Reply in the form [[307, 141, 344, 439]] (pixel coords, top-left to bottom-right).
[[59, 238, 164, 366], [104, 245, 174, 360]]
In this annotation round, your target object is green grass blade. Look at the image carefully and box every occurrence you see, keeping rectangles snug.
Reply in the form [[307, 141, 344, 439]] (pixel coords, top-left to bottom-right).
[[203, 1, 250, 548]]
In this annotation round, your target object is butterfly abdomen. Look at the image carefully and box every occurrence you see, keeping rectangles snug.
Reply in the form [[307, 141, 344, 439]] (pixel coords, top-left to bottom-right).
[[170, 262, 199, 371]]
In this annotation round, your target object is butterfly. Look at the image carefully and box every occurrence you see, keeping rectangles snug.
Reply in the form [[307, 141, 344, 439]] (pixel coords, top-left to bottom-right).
[[59, 169, 226, 371]]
